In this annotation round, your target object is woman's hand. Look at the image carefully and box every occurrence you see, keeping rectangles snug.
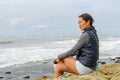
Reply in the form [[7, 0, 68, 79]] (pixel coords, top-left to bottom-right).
[[54, 59, 60, 64]]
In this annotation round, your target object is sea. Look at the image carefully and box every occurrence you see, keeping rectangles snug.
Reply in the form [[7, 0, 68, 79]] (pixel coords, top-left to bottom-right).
[[0, 35, 120, 68]]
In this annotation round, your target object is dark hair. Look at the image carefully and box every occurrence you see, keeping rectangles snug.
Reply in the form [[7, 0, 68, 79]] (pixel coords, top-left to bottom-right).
[[79, 13, 94, 26]]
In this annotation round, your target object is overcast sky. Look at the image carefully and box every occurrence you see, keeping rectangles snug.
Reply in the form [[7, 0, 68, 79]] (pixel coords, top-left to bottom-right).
[[0, 0, 120, 36]]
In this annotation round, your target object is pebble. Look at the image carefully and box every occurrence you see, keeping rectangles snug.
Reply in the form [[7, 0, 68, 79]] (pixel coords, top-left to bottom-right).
[[5, 71, 11, 74], [23, 75, 30, 79], [115, 57, 120, 59], [42, 76, 48, 78], [110, 58, 116, 61], [43, 62, 48, 64], [0, 77, 4, 79], [101, 62, 106, 65], [115, 60, 120, 63]]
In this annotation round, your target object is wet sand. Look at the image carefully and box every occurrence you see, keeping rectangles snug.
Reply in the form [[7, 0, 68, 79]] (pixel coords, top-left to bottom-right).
[[0, 59, 54, 80]]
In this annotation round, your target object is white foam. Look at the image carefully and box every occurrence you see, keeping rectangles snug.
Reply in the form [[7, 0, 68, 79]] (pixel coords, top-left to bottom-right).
[[99, 37, 120, 58], [0, 46, 67, 68]]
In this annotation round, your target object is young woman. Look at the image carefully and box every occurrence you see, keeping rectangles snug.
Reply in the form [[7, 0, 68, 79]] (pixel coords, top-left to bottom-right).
[[54, 13, 99, 78]]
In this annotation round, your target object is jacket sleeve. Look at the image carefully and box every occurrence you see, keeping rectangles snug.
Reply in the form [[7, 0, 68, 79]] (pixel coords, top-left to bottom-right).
[[58, 32, 90, 60]]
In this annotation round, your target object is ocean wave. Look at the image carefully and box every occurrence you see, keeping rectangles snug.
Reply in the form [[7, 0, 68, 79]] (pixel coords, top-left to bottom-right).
[[0, 36, 120, 68]]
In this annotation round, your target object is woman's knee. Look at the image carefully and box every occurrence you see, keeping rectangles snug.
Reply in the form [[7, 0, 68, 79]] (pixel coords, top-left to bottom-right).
[[63, 57, 76, 63], [54, 64, 62, 72], [63, 57, 71, 61]]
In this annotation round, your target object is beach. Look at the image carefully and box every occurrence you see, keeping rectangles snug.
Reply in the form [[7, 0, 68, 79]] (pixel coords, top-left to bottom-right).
[[0, 0, 120, 79], [0, 57, 119, 80]]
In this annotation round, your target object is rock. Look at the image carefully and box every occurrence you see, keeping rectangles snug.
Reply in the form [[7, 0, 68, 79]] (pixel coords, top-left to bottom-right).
[[115, 57, 120, 59], [98, 60, 102, 63], [0, 76, 4, 79], [101, 61, 106, 65], [98, 64, 120, 79], [5, 71, 11, 74], [36, 63, 120, 80], [42, 76, 48, 78], [36, 77, 55, 80], [111, 72, 120, 80], [43, 62, 47, 64], [115, 60, 120, 63], [57, 71, 108, 80], [77, 71, 108, 80], [23, 75, 30, 79], [110, 58, 116, 61]]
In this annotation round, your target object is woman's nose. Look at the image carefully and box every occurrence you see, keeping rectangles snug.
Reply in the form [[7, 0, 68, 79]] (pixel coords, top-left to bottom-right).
[[78, 24, 81, 27]]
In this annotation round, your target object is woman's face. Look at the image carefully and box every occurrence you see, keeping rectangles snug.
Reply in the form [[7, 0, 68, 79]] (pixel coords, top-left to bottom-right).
[[78, 17, 90, 31]]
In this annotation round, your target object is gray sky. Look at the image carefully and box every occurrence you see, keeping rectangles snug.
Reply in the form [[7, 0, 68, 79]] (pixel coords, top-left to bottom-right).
[[0, 0, 120, 36]]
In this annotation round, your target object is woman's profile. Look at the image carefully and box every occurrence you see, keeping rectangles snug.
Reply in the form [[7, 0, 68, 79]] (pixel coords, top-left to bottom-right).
[[54, 13, 99, 78]]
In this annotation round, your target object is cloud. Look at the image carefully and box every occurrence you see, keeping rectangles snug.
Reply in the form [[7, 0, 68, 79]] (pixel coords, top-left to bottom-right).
[[5, 18, 26, 27], [0, 0, 120, 36], [35, 25, 48, 29], [0, 0, 35, 4], [91, 0, 120, 25]]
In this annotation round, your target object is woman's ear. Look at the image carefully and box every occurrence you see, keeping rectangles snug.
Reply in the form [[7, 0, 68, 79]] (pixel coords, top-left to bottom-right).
[[87, 20, 91, 26]]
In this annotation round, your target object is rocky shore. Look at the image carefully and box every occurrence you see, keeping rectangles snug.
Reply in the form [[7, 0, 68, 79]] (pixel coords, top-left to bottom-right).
[[37, 57, 120, 80], [0, 57, 119, 80]]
